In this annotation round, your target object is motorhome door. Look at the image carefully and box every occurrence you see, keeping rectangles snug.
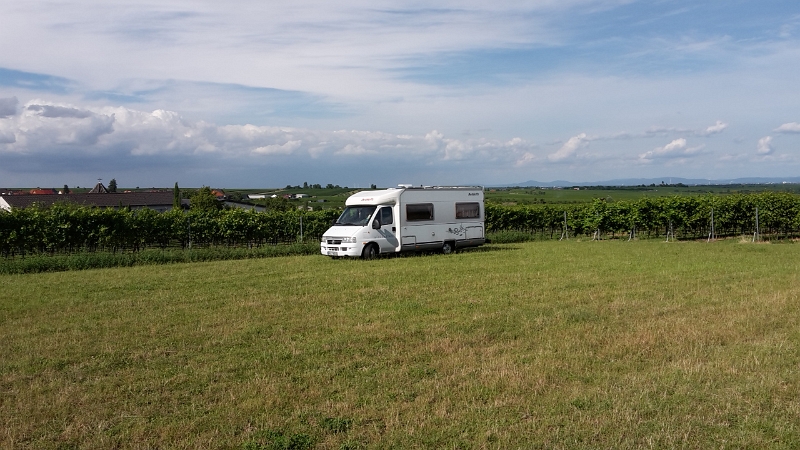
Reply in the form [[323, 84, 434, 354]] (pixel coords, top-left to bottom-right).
[[373, 206, 399, 252]]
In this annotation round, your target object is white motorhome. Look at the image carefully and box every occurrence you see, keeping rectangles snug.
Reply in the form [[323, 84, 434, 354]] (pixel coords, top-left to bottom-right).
[[321, 186, 485, 258]]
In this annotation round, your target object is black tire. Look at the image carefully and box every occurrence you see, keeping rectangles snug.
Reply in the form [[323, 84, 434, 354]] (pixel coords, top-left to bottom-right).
[[361, 243, 378, 260], [442, 241, 454, 255]]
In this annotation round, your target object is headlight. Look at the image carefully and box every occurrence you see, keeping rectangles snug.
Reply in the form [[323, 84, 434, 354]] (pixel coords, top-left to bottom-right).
[[343, 236, 357, 243]]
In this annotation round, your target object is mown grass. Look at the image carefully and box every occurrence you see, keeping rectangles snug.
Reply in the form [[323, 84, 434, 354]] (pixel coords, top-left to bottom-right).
[[2, 240, 799, 449]]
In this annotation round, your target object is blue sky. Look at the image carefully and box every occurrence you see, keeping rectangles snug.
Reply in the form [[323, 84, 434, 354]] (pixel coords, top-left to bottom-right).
[[1, 0, 799, 188]]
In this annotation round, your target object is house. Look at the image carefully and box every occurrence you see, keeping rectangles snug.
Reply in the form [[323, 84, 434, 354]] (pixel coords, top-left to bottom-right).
[[29, 188, 58, 195], [211, 189, 227, 200]]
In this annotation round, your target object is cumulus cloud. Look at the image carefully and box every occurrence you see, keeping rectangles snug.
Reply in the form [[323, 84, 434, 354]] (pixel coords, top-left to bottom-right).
[[701, 120, 728, 136], [639, 138, 704, 162], [0, 100, 539, 177], [642, 121, 729, 138], [1, 101, 116, 148], [515, 152, 537, 167], [757, 136, 774, 155], [27, 104, 93, 119], [253, 140, 303, 155], [0, 97, 19, 118], [334, 143, 374, 156], [774, 122, 800, 133], [548, 133, 587, 162]]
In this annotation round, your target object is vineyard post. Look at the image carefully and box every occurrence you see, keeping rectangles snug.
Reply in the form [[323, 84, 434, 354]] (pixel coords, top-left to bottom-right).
[[753, 206, 759, 242], [559, 211, 568, 240], [707, 207, 715, 242], [299, 214, 304, 243]]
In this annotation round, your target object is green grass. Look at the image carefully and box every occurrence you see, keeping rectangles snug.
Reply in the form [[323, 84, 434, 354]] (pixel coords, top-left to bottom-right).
[[0, 243, 321, 275], [2, 240, 800, 448]]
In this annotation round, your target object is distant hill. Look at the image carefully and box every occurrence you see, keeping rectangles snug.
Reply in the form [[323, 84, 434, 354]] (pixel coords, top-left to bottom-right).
[[496, 177, 800, 188]]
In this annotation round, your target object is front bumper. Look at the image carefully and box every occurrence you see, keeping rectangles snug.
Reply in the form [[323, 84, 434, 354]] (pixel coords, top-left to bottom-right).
[[320, 243, 364, 257]]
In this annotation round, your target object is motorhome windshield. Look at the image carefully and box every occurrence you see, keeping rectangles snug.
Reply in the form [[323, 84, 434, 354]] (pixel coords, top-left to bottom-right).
[[334, 205, 376, 227]]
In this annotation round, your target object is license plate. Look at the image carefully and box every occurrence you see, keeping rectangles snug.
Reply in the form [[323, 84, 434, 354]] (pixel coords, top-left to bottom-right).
[[327, 251, 338, 256]]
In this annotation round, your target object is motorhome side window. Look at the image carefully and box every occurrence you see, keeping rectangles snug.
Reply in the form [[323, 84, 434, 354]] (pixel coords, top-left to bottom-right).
[[380, 207, 393, 225], [455, 202, 481, 219], [406, 203, 434, 221]]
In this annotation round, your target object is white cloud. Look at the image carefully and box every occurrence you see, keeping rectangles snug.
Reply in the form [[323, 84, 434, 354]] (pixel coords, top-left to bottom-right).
[[27, 104, 93, 119], [548, 133, 587, 162], [0, 100, 540, 177], [334, 143, 373, 156], [3, 101, 116, 148], [253, 140, 302, 155], [774, 122, 800, 133], [515, 152, 537, 167], [702, 120, 728, 136], [757, 136, 774, 155], [638, 138, 704, 162], [644, 120, 728, 138]]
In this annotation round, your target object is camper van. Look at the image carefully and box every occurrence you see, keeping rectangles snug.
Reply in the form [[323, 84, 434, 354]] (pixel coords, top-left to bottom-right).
[[320, 186, 485, 258]]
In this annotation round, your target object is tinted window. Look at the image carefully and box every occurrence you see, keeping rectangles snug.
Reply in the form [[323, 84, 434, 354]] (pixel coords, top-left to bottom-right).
[[380, 207, 393, 225], [406, 203, 434, 221], [456, 202, 480, 219]]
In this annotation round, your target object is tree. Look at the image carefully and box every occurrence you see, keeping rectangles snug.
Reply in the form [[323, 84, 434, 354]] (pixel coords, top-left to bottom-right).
[[108, 178, 117, 193], [63, 184, 69, 194], [303, 181, 308, 189], [370, 184, 377, 189], [173, 182, 181, 210], [190, 186, 221, 211], [263, 196, 292, 212]]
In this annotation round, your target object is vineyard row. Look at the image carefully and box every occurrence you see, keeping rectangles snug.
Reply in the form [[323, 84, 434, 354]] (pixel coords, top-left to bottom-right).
[[1, 192, 798, 257]]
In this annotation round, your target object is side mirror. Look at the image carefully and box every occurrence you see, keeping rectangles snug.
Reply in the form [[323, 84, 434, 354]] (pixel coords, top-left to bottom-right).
[[371, 219, 381, 229]]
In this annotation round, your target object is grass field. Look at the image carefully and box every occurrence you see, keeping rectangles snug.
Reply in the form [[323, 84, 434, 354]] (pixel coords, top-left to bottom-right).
[[2, 240, 799, 449]]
